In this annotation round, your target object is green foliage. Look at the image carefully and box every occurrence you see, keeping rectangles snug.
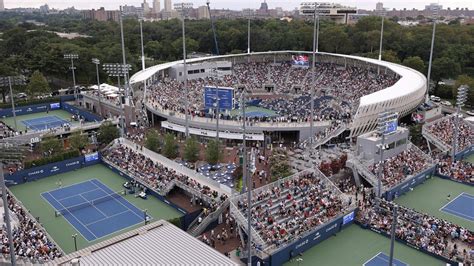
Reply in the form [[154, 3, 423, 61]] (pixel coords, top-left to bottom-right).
[[268, 148, 292, 181], [434, 84, 454, 99], [39, 135, 63, 155], [402, 56, 425, 73], [162, 133, 178, 159], [69, 131, 89, 151], [97, 121, 119, 145], [408, 124, 423, 147], [183, 137, 200, 163], [24, 149, 81, 169], [205, 139, 220, 165], [432, 57, 462, 82], [233, 165, 243, 192], [167, 217, 182, 229], [0, 96, 61, 108], [26, 70, 50, 96], [145, 129, 161, 152]]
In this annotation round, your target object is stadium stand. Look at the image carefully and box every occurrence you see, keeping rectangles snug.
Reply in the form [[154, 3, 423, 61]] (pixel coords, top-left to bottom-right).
[[425, 115, 474, 152], [358, 199, 473, 265], [1, 192, 62, 263], [437, 156, 473, 184]]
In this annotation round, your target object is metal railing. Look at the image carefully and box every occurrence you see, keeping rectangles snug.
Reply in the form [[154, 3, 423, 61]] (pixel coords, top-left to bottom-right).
[[188, 199, 230, 237]]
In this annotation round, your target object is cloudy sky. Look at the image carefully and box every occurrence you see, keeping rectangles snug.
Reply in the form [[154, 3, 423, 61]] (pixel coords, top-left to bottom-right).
[[5, 0, 474, 11]]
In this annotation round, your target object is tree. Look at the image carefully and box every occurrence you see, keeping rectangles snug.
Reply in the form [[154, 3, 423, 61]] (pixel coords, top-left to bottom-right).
[[40, 135, 62, 156], [205, 139, 220, 165], [145, 129, 161, 152], [97, 121, 119, 145], [69, 131, 89, 151], [402, 56, 425, 73], [163, 133, 178, 159], [432, 57, 462, 82], [183, 137, 200, 163], [269, 148, 292, 181], [27, 70, 50, 96]]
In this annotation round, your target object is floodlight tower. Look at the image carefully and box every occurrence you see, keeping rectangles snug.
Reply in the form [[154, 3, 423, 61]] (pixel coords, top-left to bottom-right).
[[91, 58, 103, 117], [175, 2, 193, 138], [206, 0, 219, 55], [310, 2, 320, 145], [64, 53, 79, 103], [375, 111, 398, 198], [426, 7, 439, 98], [452, 85, 468, 160], [103, 63, 132, 137], [0, 76, 26, 131]]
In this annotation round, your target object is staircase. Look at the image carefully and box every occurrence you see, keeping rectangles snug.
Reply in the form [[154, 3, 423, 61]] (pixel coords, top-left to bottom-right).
[[422, 125, 451, 152], [346, 155, 381, 190], [187, 199, 230, 237], [229, 201, 266, 248]]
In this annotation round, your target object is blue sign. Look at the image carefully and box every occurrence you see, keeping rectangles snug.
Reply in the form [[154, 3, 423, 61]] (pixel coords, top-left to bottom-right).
[[385, 120, 398, 134], [50, 103, 60, 109], [85, 152, 99, 162], [204, 87, 234, 110], [343, 211, 355, 225]]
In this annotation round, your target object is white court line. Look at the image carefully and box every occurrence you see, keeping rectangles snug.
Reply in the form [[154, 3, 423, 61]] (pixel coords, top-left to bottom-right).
[[41, 192, 98, 242], [57, 188, 102, 202], [85, 210, 131, 226], [460, 192, 474, 199], [90, 179, 146, 222], [78, 194, 109, 219], [362, 252, 383, 266], [439, 193, 474, 221], [363, 252, 409, 266]]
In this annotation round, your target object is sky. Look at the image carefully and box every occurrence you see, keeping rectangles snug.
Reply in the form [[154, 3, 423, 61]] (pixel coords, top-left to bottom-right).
[[5, 0, 474, 11]]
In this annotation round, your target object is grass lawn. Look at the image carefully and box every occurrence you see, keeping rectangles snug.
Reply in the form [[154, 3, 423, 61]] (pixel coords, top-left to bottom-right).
[[9, 164, 182, 254]]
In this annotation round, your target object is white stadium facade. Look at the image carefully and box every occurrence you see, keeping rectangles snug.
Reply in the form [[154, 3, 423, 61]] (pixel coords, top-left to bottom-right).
[[130, 51, 427, 141]]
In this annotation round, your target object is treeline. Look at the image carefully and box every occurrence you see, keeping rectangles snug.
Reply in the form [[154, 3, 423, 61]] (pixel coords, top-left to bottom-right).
[[0, 13, 472, 99]]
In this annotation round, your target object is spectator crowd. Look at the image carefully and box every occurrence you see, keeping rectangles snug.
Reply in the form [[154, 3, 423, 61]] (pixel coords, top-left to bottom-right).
[[437, 156, 473, 184], [358, 199, 473, 264], [235, 171, 351, 249], [426, 116, 473, 152], [1, 193, 62, 262], [146, 62, 398, 125], [369, 146, 431, 188]]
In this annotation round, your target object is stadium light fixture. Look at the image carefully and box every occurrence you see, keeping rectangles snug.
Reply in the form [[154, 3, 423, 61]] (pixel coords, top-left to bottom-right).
[[64, 54, 79, 103], [119, 6, 132, 107], [376, 111, 398, 198], [0, 75, 26, 131], [452, 85, 468, 160], [103, 63, 132, 138], [426, 9, 438, 98], [72, 233, 78, 251], [378, 14, 384, 61], [92, 58, 103, 117], [175, 2, 193, 138]]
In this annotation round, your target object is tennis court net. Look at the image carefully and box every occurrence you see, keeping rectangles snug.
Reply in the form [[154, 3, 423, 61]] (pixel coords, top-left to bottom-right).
[[55, 190, 125, 217]]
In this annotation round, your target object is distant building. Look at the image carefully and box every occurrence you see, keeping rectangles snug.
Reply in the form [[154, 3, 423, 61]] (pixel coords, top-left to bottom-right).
[[258, 0, 269, 16], [198, 6, 210, 19], [142, 0, 151, 15], [164, 0, 172, 12], [375, 2, 384, 12], [425, 3, 442, 12], [82, 7, 120, 22], [39, 4, 49, 13], [0, 0, 4, 12], [153, 0, 161, 14], [300, 2, 357, 24]]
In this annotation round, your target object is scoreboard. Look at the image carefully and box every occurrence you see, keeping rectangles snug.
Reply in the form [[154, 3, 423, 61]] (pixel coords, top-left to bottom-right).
[[204, 86, 234, 110]]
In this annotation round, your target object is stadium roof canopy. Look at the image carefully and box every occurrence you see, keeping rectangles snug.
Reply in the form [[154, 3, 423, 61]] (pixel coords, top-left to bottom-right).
[[51, 220, 237, 265]]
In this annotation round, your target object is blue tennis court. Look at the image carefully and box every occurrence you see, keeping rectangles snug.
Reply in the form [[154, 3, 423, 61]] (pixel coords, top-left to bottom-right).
[[363, 252, 409, 266], [41, 179, 148, 241], [440, 193, 474, 221], [21, 115, 69, 131]]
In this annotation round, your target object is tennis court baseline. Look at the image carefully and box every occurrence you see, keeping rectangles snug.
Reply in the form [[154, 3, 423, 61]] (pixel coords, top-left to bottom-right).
[[363, 252, 409, 266], [41, 179, 148, 241], [440, 193, 474, 222], [21, 115, 69, 131]]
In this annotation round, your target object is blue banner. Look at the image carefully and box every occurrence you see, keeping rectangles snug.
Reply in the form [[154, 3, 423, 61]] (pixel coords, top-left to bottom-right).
[[204, 87, 234, 110], [0, 103, 51, 118], [85, 152, 100, 162]]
